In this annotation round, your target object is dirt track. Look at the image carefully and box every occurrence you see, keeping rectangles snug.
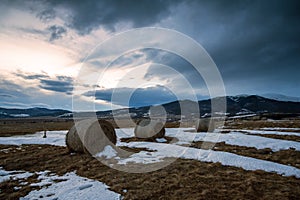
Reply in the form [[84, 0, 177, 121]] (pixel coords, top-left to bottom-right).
[[0, 144, 299, 200]]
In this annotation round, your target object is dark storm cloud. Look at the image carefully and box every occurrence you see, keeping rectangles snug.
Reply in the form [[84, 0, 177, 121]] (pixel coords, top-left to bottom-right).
[[15, 72, 73, 95], [17, 27, 46, 36], [143, 49, 201, 79], [38, 0, 179, 34], [0, 79, 30, 101], [36, 8, 56, 22], [175, 0, 300, 93], [0, 93, 15, 98], [1, 0, 299, 111], [39, 80, 72, 94], [14, 71, 50, 80], [34, 0, 299, 96], [84, 85, 177, 107], [20, 25, 67, 42], [39, 76, 73, 94], [109, 48, 206, 92], [11, 0, 299, 89], [0, 76, 71, 109], [47, 25, 67, 41]]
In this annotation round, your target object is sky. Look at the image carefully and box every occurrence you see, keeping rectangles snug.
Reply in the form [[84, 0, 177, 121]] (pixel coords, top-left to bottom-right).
[[0, 0, 299, 111]]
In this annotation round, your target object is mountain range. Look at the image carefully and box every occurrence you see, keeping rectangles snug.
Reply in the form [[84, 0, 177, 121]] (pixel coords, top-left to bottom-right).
[[0, 107, 71, 118], [1, 94, 300, 119]]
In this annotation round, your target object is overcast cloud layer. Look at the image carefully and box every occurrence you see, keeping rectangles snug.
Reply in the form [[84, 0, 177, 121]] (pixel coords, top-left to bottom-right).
[[0, 0, 299, 110]]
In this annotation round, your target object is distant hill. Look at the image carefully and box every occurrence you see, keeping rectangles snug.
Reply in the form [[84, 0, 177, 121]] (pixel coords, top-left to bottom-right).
[[160, 95, 300, 117], [1, 95, 300, 119], [0, 107, 71, 118], [261, 93, 300, 102], [97, 95, 300, 119], [209, 95, 300, 115]]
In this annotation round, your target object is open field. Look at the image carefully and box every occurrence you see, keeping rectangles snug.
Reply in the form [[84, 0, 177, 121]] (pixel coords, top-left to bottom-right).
[[0, 118, 299, 199], [225, 118, 300, 129], [0, 118, 193, 136], [1, 117, 299, 136], [0, 118, 74, 136], [1, 144, 299, 200]]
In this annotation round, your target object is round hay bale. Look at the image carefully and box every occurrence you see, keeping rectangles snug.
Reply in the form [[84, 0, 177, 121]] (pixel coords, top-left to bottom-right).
[[195, 118, 216, 132], [134, 119, 165, 139], [66, 119, 116, 155], [66, 125, 85, 153]]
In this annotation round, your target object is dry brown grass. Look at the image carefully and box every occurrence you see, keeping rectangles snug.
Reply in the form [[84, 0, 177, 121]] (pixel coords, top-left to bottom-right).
[[0, 144, 299, 200], [191, 141, 300, 168], [237, 131, 300, 142], [225, 119, 300, 129], [0, 118, 195, 137], [0, 118, 74, 136]]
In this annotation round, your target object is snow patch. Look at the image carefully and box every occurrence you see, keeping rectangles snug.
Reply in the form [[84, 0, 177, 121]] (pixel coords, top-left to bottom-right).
[[260, 127, 300, 132], [0, 131, 67, 146], [236, 129, 300, 137], [118, 142, 300, 178], [166, 129, 300, 152], [156, 138, 167, 143], [95, 146, 118, 159], [229, 114, 257, 119], [0, 167, 33, 183], [10, 114, 30, 117], [21, 172, 121, 200]]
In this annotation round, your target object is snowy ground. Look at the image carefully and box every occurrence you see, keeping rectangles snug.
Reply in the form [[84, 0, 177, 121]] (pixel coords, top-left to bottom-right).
[[260, 127, 300, 131], [112, 128, 300, 177], [0, 127, 300, 198], [0, 167, 33, 183], [0, 131, 67, 146], [166, 130, 300, 151], [22, 171, 121, 200], [0, 168, 120, 200], [219, 128, 300, 136], [115, 142, 300, 177]]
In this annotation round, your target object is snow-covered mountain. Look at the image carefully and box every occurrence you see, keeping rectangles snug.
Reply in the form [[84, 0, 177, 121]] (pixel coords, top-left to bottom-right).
[[261, 93, 300, 102], [1, 94, 300, 119], [0, 107, 71, 118]]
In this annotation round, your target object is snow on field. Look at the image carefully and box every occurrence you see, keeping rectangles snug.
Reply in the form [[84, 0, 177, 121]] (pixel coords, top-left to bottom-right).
[[0, 129, 299, 152], [164, 129, 300, 151], [21, 171, 120, 200], [0, 167, 33, 183], [156, 138, 167, 143], [116, 142, 300, 178], [0, 131, 67, 146], [220, 129, 300, 136], [0, 167, 120, 200], [0, 128, 300, 178], [95, 145, 118, 159], [228, 114, 257, 119], [260, 127, 300, 131]]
